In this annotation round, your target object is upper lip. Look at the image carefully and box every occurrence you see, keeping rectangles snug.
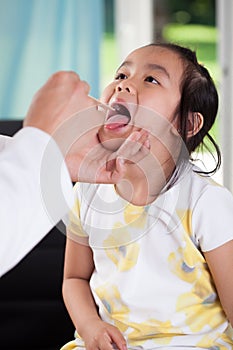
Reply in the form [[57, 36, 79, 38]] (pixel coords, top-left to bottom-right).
[[107, 102, 131, 122]]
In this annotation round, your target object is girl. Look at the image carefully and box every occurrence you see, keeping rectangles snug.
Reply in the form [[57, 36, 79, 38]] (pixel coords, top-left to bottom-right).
[[61, 43, 233, 350]]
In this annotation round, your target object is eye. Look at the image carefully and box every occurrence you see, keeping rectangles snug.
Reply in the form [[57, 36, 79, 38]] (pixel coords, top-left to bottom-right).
[[115, 72, 128, 80], [145, 76, 159, 84]]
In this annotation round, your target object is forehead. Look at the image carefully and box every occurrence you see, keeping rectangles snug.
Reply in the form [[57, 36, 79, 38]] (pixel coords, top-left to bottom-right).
[[124, 45, 184, 82]]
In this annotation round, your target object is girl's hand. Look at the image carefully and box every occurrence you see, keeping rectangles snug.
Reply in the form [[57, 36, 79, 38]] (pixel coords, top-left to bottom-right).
[[81, 318, 127, 350]]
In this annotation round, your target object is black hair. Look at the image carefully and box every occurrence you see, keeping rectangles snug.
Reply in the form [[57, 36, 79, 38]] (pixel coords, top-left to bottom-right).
[[147, 42, 221, 175]]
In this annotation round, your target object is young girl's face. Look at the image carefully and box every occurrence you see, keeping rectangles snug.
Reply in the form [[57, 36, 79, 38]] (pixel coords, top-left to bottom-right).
[[98, 45, 184, 151]]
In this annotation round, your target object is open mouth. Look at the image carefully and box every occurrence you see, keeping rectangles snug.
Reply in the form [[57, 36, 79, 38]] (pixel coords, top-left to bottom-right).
[[104, 103, 131, 130]]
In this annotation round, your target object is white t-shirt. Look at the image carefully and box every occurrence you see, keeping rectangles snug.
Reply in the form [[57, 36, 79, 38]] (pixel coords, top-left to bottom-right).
[[64, 163, 233, 350]]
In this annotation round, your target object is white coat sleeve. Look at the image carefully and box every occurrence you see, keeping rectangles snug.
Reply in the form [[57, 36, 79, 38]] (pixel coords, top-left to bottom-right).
[[0, 127, 74, 276]]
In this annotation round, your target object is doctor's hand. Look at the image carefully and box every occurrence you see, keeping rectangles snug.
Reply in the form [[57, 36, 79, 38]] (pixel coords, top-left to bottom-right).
[[65, 128, 150, 183], [24, 71, 96, 134]]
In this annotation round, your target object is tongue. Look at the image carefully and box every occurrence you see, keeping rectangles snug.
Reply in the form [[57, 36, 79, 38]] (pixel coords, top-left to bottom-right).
[[105, 114, 129, 130]]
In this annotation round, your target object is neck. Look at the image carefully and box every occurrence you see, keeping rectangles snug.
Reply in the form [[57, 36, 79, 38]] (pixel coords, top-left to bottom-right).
[[115, 160, 176, 206]]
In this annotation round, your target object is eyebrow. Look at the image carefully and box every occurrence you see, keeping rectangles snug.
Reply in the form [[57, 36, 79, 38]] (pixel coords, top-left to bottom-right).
[[146, 63, 170, 78], [117, 61, 170, 79]]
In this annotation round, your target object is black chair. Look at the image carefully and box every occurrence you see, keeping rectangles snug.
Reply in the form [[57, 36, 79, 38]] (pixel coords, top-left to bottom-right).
[[0, 121, 75, 350]]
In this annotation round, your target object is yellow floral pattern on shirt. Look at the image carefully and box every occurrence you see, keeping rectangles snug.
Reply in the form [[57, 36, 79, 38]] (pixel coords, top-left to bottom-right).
[[168, 209, 228, 348], [123, 203, 146, 228], [103, 224, 140, 271], [103, 203, 146, 271], [127, 319, 181, 346], [95, 283, 181, 347], [94, 283, 130, 333]]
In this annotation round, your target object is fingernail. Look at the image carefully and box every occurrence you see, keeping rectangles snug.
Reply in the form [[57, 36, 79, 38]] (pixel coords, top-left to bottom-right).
[[144, 139, 150, 149], [132, 131, 141, 141], [118, 157, 125, 165]]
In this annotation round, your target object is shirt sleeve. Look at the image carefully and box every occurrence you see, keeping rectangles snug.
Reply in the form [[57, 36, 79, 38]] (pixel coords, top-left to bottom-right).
[[0, 127, 74, 276], [192, 184, 233, 252], [64, 182, 89, 243]]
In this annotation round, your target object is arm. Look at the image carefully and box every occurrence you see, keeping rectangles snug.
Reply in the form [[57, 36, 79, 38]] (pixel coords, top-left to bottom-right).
[[192, 185, 233, 326], [0, 128, 73, 277], [204, 239, 233, 326], [62, 236, 127, 350], [0, 71, 90, 276]]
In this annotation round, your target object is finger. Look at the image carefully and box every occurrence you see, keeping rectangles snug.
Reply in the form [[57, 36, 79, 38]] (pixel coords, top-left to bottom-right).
[[46, 70, 81, 88], [116, 132, 150, 165], [107, 328, 127, 350], [109, 158, 126, 183], [128, 129, 149, 145], [96, 331, 114, 350], [94, 159, 126, 184], [143, 138, 151, 149], [103, 331, 115, 349], [129, 137, 151, 163], [116, 130, 149, 159], [80, 80, 91, 94]]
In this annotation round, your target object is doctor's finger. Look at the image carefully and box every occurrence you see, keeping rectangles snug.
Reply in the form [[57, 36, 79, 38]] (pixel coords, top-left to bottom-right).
[[116, 130, 150, 160]]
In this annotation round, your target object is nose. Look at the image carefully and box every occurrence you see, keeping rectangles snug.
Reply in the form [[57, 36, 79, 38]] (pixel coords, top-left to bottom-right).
[[115, 80, 136, 95]]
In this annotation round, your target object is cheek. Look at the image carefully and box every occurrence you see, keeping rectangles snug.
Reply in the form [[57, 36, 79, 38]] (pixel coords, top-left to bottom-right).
[[142, 92, 180, 121], [149, 130, 182, 166]]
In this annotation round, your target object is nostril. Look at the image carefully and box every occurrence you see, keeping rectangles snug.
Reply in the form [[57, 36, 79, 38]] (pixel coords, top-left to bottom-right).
[[116, 84, 133, 94]]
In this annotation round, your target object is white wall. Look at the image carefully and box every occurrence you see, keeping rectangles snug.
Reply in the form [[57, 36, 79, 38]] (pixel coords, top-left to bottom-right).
[[217, 0, 233, 192], [114, 0, 154, 62]]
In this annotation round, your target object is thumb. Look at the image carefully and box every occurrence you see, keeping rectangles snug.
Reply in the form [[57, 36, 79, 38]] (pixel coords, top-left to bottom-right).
[[107, 157, 126, 183]]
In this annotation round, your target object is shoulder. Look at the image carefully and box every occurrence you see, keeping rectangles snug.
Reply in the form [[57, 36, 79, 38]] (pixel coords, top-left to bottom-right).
[[190, 172, 233, 251], [169, 163, 229, 212], [191, 169, 233, 207], [171, 164, 233, 251], [176, 163, 232, 204]]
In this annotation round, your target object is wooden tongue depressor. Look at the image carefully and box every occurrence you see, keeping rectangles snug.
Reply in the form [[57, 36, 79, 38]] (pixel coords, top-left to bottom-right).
[[90, 96, 115, 111]]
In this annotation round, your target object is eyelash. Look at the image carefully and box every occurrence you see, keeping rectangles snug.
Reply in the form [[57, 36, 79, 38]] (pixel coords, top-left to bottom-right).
[[115, 73, 159, 85], [115, 73, 127, 80], [145, 76, 159, 85]]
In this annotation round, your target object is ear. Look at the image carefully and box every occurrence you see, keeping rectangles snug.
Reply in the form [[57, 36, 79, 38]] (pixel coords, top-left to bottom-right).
[[187, 112, 204, 138]]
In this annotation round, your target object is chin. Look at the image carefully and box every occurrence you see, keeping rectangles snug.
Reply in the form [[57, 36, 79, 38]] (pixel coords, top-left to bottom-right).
[[98, 126, 130, 151]]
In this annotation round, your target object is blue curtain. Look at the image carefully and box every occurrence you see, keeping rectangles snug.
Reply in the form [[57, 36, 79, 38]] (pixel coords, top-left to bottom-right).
[[0, 0, 103, 119]]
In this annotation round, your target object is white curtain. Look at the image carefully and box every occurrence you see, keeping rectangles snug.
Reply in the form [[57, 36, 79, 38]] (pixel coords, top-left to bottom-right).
[[0, 0, 103, 119]]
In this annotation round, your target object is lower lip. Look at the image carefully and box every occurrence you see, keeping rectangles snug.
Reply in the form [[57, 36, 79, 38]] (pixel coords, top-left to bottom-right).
[[104, 123, 128, 130]]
